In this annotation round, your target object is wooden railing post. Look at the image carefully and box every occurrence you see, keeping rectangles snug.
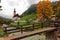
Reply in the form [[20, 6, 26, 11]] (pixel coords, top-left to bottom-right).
[[45, 30, 57, 40], [4, 27, 8, 36], [32, 24, 34, 31], [20, 25, 23, 34]]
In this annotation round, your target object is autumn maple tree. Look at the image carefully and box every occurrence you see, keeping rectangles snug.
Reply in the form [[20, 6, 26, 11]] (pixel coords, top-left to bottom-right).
[[37, 0, 54, 19]]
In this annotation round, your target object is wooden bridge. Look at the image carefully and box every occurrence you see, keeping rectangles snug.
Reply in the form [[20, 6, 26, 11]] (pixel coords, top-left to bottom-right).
[[0, 27, 59, 40]]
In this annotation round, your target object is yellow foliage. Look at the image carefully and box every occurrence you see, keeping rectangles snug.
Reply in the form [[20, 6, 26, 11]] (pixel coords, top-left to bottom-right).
[[37, 1, 54, 19]]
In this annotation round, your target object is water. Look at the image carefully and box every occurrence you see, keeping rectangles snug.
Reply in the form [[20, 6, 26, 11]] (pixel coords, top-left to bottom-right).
[[20, 34, 46, 40]]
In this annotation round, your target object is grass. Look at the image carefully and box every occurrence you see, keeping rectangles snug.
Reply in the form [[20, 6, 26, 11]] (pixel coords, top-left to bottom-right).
[[10, 22, 41, 27], [10, 21, 49, 29], [10, 22, 31, 26], [21, 13, 37, 20], [0, 27, 5, 37]]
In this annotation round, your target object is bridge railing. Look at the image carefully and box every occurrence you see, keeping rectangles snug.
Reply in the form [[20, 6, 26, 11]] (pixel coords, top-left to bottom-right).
[[3, 24, 40, 36]]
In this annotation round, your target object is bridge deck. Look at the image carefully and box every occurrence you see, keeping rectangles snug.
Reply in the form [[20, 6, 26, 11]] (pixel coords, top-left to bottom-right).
[[0, 27, 57, 40]]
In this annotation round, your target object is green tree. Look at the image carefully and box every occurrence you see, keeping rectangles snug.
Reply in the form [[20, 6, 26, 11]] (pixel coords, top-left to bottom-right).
[[56, 1, 60, 18]]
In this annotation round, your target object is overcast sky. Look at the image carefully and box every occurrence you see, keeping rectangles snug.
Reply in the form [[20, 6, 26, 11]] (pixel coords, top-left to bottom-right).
[[0, 0, 58, 18]]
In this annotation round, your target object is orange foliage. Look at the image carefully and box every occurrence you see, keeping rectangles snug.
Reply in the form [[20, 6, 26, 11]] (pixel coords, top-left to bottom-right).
[[37, 1, 54, 19]]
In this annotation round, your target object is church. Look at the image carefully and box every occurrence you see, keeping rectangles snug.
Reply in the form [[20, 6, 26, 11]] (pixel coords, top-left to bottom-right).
[[12, 8, 21, 22]]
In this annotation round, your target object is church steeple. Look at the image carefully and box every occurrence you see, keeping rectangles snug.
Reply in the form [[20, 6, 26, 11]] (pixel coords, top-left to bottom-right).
[[14, 8, 16, 16], [0, 0, 2, 10]]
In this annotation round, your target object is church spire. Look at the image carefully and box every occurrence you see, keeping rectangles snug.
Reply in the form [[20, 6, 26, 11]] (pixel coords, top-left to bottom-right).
[[13, 8, 16, 16], [0, 0, 2, 10]]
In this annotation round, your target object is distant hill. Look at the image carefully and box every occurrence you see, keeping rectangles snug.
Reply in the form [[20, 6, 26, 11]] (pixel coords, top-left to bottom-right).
[[0, 16, 11, 20], [0, 16, 12, 26], [21, 4, 37, 20], [0, 16, 4, 19], [21, 4, 37, 17]]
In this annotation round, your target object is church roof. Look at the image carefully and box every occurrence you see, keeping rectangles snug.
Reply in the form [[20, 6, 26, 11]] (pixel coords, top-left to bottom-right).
[[13, 14, 20, 17]]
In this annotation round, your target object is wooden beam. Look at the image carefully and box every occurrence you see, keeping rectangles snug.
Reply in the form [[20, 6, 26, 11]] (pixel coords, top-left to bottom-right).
[[45, 30, 57, 40]]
